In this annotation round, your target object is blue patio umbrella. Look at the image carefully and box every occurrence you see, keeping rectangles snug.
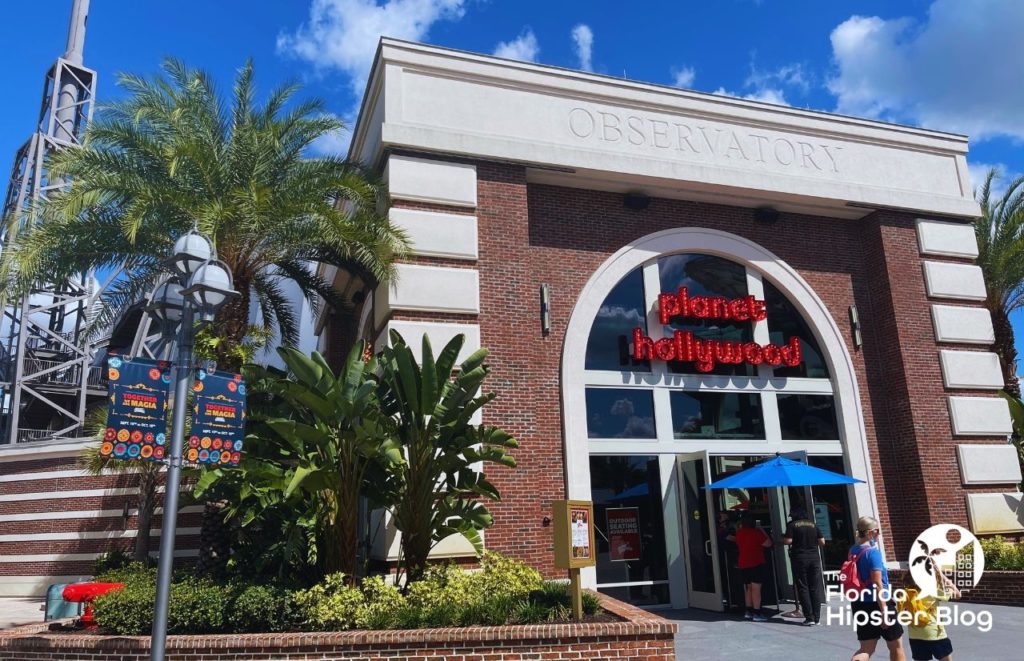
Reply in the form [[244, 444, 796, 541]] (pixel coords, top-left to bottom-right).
[[702, 456, 864, 489]]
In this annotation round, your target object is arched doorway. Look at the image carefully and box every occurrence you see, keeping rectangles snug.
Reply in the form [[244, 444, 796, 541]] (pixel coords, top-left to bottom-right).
[[561, 227, 878, 609]]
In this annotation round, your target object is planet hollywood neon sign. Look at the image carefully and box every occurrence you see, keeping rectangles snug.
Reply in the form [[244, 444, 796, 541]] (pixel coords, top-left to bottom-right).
[[632, 287, 801, 372]]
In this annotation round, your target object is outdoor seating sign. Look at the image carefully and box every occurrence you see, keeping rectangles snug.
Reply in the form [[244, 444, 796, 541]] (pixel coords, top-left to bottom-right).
[[607, 507, 642, 562], [101, 355, 171, 462], [187, 368, 246, 466]]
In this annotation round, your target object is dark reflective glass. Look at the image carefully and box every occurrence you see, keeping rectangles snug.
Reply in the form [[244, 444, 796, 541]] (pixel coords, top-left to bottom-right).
[[657, 254, 754, 376], [591, 455, 670, 606], [764, 280, 830, 378], [777, 394, 839, 440], [670, 392, 765, 439], [585, 268, 650, 372], [585, 388, 656, 438]]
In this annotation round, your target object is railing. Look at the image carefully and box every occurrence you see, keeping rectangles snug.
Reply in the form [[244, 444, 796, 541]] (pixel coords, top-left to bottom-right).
[[13, 357, 105, 388], [16, 428, 63, 443]]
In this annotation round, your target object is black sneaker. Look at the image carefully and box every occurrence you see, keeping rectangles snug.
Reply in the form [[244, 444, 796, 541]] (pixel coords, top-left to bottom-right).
[[802, 619, 817, 626]]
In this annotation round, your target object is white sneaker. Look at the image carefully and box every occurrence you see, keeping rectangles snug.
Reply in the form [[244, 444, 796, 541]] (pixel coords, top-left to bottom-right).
[[744, 611, 754, 620]]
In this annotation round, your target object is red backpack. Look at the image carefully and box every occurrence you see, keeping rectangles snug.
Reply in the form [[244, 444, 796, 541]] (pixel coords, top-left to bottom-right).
[[840, 546, 870, 595]]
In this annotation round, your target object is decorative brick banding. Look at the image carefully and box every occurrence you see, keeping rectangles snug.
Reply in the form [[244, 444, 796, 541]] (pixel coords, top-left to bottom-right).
[[0, 594, 676, 661]]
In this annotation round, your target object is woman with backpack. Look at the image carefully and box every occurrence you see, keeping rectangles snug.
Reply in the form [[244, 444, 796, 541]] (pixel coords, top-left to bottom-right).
[[845, 516, 906, 661]]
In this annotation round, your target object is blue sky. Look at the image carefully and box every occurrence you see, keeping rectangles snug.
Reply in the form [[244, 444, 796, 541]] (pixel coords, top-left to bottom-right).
[[2, 0, 1023, 360]]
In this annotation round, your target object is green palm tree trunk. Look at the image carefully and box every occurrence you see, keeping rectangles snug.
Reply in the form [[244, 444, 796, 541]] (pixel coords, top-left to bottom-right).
[[133, 469, 158, 563], [992, 304, 1021, 398]]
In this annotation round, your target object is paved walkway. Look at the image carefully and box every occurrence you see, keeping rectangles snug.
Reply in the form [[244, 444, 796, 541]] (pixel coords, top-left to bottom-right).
[[664, 600, 1023, 660], [0, 598, 44, 630]]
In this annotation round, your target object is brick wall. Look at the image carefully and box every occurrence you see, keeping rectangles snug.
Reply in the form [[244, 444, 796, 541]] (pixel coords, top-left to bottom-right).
[[889, 569, 1024, 607], [439, 160, 985, 570], [0, 594, 677, 661], [0, 450, 200, 594]]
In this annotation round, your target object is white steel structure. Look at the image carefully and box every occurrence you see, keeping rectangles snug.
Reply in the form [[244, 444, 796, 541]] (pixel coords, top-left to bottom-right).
[[0, 0, 100, 444]]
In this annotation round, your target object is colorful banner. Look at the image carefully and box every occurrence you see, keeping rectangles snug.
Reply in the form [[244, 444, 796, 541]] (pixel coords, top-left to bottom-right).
[[101, 356, 171, 462], [187, 368, 246, 466], [607, 507, 642, 561]]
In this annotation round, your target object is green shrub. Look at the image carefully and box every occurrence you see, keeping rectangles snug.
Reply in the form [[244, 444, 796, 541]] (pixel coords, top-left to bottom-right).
[[231, 583, 296, 633], [980, 535, 1024, 570], [292, 573, 364, 631], [95, 561, 156, 585], [166, 576, 232, 634], [355, 575, 407, 630], [94, 554, 599, 634], [478, 551, 543, 597], [92, 578, 155, 635], [94, 549, 133, 575]]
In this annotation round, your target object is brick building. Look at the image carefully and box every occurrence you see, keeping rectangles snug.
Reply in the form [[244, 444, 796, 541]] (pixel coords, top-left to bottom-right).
[[1, 40, 1021, 610]]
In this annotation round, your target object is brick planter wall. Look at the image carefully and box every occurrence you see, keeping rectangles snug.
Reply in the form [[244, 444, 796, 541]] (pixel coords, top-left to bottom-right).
[[0, 594, 676, 661], [889, 569, 1024, 607]]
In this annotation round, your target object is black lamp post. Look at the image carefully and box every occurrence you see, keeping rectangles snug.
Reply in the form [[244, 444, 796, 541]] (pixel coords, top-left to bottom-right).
[[148, 231, 237, 661]]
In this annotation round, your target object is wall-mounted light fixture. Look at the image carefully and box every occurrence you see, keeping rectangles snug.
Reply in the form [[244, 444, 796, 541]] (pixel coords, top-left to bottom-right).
[[540, 284, 551, 335], [849, 305, 863, 349]]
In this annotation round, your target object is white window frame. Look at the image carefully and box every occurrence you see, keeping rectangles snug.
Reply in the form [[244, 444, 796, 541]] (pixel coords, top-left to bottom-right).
[[562, 228, 879, 599]]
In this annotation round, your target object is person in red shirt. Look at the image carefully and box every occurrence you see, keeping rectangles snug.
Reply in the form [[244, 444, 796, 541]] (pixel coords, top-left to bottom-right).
[[728, 515, 774, 621]]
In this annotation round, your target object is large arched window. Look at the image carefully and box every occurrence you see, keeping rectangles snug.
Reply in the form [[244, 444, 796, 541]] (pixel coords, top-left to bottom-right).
[[583, 253, 838, 448]]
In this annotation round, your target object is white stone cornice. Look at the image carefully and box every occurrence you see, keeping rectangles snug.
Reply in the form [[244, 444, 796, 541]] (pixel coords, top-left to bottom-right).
[[351, 38, 980, 219]]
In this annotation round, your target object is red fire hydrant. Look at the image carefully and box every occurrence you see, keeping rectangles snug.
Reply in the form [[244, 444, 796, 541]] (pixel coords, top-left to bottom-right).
[[62, 582, 125, 629]]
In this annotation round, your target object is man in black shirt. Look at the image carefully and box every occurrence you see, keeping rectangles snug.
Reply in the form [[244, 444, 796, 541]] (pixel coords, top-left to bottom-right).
[[783, 507, 825, 625]]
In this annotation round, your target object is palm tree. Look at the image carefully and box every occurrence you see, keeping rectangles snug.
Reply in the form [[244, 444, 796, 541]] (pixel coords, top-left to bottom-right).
[[0, 58, 407, 370], [80, 444, 162, 564], [1, 58, 407, 578], [975, 169, 1024, 398]]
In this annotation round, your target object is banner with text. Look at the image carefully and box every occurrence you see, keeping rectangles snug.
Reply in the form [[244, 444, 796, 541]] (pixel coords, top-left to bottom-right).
[[607, 507, 642, 562], [187, 369, 246, 466], [102, 356, 171, 462]]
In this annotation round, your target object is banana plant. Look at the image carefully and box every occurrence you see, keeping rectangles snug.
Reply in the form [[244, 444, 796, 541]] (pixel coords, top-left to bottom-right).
[[375, 331, 518, 584], [195, 342, 399, 583]]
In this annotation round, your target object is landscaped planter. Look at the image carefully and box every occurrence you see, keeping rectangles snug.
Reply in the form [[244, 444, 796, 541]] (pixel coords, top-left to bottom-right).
[[0, 594, 676, 661], [889, 569, 1024, 607]]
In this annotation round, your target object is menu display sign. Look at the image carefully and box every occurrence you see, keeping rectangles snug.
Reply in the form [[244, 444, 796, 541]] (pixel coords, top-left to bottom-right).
[[553, 500, 596, 569], [187, 369, 246, 466], [571, 506, 592, 560], [607, 507, 642, 562], [101, 356, 171, 462]]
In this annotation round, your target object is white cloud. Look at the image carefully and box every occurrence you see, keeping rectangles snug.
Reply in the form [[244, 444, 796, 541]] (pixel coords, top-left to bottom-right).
[[494, 28, 539, 62], [571, 24, 593, 71], [309, 114, 351, 155], [828, 1, 1024, 141], [713, 86, 789, 106], [968, 161, 1020, 199], [671, 66, 696, 88], [746, 62, 809, 94], [278, 0, 467, 96]]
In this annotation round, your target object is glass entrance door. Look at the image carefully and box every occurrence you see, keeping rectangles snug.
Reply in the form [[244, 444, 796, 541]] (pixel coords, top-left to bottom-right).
[[676, 451, 724, 611]]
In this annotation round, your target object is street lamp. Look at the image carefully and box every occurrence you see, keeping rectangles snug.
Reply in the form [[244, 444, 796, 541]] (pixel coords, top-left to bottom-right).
[[148, 231, 236, 661]]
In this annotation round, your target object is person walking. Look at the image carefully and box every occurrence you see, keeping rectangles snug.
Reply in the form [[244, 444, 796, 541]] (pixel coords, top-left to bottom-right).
[[899, 569, 960, 661], [729, 515, 773, 621], [849, 516, 905, 661], [783, 506, 825, 626]]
